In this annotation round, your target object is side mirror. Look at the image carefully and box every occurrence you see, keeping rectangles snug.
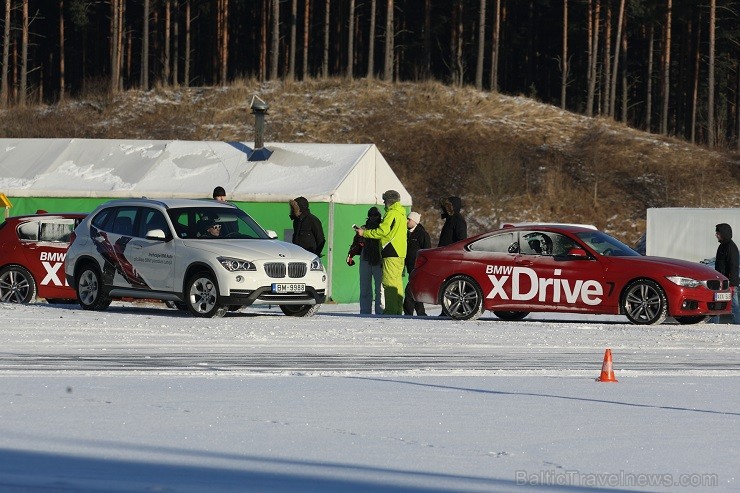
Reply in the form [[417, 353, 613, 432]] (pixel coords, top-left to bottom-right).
[[145, 229, 168, 241], [265, 229, 278, 239], [566, 247, 589, 258]]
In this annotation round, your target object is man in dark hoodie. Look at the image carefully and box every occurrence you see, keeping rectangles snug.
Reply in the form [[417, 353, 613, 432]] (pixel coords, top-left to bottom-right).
[[289, 197, 325, 256], [714, 223, 739, 324], [438, 196, 468, 247]]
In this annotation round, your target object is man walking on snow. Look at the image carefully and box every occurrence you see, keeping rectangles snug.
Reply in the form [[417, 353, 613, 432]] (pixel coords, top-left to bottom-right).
[[357, 190, 407, 315]]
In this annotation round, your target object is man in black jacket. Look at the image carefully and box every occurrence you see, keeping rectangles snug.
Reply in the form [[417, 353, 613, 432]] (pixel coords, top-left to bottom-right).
[[714, 223, 739, 324], [289, 197, 325, 256], [404, 211, 431, 316], [438, 196, 467, 247]]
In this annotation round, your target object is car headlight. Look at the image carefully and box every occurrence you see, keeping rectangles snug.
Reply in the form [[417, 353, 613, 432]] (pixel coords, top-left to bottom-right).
[[666, 275, 702, 288], [310, 256, 324, 271], [218, 257, 256, 272]]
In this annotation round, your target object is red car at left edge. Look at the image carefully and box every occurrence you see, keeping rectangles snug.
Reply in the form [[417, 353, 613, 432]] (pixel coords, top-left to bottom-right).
[[0, 213, 86, 303]]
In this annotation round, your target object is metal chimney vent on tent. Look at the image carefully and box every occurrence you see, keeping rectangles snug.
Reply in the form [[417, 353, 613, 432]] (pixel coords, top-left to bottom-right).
[[249, 95, 273, 161]]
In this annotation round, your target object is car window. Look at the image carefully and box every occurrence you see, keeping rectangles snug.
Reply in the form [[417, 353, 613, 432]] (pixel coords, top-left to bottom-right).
[[521, 232, 554, 256], [468, 232, 516, 253], [575, 230, 641, 257], [91, 208, 112, 230], [16, 218, 80, 243], [139, 208, 170, 237], [39, 220, 77, 243], [17, 221, 39, 241], [167, 207, 270, 240], [109, 207, 139, 236]]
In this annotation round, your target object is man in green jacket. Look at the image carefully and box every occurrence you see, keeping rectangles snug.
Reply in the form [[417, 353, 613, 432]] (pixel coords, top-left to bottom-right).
[[358, 190, 407, 315]]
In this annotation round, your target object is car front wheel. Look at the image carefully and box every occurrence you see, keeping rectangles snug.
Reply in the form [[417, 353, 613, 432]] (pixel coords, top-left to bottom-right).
[[0, 265, 36, 303], [622, 279, 667, 325], [280, 304, 321, 317], [76, 265, 111, 311], [185, 272, 226, 318], [441, 275, 484, 321]]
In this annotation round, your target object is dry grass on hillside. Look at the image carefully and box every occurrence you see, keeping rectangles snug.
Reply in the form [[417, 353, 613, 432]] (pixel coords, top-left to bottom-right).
[[1, 78, 737, 244]]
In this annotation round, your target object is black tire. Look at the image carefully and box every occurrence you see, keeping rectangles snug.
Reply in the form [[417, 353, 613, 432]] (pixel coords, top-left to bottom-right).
[[165, 300, 189, 311], [280, 304, 321, 317], [0, 265, 37, 303], [76, 265, 111, 311], [622, 279, 668, 325], [674, 315, 710, 325], [185, 272, 226, 318], [441, 275, 484, 321], [493, 311, 529, 321]]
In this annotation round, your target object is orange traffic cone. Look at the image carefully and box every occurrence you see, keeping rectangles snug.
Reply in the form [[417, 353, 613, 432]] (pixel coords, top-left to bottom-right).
[[596, 349, 618, 382]]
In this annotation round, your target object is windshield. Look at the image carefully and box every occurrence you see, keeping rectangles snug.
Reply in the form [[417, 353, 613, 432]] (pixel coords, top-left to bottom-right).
[[575, 231, 641, 257], [167, 207, 271, 240]]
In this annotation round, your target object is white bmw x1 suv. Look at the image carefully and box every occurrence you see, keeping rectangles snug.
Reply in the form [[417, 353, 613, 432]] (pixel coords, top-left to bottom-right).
[[65, 198, 327, 317]]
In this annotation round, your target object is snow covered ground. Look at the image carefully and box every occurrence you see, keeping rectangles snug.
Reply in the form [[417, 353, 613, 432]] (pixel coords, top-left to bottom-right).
[[1, 301, 739, 492]]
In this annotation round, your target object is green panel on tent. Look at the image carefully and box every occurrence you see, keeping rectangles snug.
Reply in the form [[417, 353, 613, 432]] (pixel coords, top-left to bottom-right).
[[9, 197, 112, 216]]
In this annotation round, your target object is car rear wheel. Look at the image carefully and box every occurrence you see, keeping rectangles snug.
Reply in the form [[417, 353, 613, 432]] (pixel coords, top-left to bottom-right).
[[76, 265, 111, 311], [185, 272, 226, 318], [493, 311, 529, 321], [674, 315, 710, 325], [280, 304, 321, 317], [441, 275, 484, 321], [622, 279, 667, 325], [0, 265, 37, 303]]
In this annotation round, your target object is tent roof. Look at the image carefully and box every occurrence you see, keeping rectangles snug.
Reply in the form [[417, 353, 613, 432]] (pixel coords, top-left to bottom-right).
[[0, 138, 411, 205]]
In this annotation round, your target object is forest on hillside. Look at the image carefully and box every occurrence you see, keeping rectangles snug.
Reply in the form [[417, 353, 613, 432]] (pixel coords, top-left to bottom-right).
[[1, 1, 738, 150]]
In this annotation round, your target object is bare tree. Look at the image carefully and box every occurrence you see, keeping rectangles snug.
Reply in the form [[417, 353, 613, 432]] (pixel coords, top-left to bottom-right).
[[184, 0, 190, 86], [110, 0, 120, 93], [19, 0, 28, 106], [173, 3, 180, 85], [346, 0, 354, 79], [609, 0, 626, 118], [141, 0, 149, 89], [661, 0, 672, 135], [271, 0, 279, 80], [323, 0, 329, 77], [586, 0, 600, 117], [59, 0, 65, 101], [289, 0, 297, 80], [561, 0, 568, 109], [489, 0, 500, 92], [1, 0, 10, 107], [302, 0, 310, 78], [164, 0, 171, 85], [218, 0, 229, 85], [690, 15, 701, 143], [620, 19, 627, 122], [646, 23, 654, 131], [475, 0, 486, 90], [451, 0, 463, 86], [384, 0, 393, 81], [602, 2, 611, 115], [367, 0, 376, 78], [422, 0, 431, 78], [707, 0, 715, 147]]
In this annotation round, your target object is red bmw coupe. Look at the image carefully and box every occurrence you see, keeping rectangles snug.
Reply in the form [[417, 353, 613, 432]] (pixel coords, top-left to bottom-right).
[[0, 213, 86, 303], [409, 224, 731, 325]]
